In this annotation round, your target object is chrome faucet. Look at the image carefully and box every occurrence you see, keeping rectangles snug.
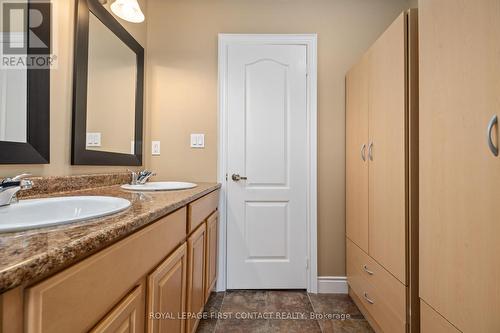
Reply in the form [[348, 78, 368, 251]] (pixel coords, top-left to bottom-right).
[[129, 170, 156, 185], [0, 173, 33, 207]]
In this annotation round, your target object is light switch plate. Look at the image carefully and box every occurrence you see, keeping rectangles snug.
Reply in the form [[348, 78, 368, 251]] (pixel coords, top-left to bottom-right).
[[152, 141, 161, 155], [86, 132, 101, 147], [190, 134, 205, 148]]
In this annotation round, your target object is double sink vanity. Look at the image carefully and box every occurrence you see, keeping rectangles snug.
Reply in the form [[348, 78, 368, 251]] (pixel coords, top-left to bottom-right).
[[0, 173, 220, 333]]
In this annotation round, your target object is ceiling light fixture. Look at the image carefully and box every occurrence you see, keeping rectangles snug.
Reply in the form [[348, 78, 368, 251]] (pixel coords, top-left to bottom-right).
[[109, 0, 145, 23]]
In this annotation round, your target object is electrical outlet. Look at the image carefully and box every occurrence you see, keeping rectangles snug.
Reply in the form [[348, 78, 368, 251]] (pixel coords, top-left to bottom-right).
[[152, 141, 161, 155], [190, 134, 205, 148]]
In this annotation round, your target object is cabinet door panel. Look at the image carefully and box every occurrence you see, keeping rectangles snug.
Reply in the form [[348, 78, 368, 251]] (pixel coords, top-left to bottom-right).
[[186, 223, 207, 333], [147, 243, 187, 333], [419, 0, 500, 332], [91, 283, 145, 333], [205, 211, 218, 301], [420, 301, 460, 333], [368, 13, 407, 284], [346, 54, 370, 252]]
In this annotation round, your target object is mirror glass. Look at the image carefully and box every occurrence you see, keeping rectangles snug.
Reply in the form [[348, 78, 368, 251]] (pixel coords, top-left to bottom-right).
[[85, 12, 136, 155], [0, 11, 27, 143]]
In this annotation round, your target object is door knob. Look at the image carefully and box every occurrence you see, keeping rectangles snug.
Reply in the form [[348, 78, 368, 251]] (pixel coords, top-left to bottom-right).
[[231, 174, 247, 182]]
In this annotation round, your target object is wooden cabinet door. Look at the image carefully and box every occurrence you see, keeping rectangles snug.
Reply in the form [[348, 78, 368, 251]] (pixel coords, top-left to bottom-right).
[[420, 302, 460, 333], [205, 211, 218, 301], [186, 223, 207, 333], [147, 243, 188, 333], [346, 53, 370, 252], [91, 283, 145, 333], [368, 12, 407, 284], [419, 0, 500, 332]]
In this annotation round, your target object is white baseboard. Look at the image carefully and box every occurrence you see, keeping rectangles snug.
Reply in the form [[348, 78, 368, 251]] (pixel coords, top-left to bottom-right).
[[317, 276, 348, 294]]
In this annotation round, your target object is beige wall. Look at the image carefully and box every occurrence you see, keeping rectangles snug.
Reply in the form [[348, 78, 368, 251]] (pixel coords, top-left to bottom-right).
[[146, 0, 414, 276], [0, 0, 148, 178]]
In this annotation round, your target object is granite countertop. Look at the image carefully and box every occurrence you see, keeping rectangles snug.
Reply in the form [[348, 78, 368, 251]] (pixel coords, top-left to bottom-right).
[[0, 182, 220, 294]]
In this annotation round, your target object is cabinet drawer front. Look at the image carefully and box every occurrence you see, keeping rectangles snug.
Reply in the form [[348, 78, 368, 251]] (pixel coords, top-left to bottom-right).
[[90, 283, 145, 333], [187, 190, 219, 234], [347, 239, 405, 333], [421, 301, 460, 333], [25, 208, 187, 333]]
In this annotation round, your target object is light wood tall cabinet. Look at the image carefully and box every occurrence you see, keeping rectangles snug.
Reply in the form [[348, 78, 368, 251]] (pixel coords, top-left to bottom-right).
[[419, 0, 500, 332], [345, 9, 418, 333]]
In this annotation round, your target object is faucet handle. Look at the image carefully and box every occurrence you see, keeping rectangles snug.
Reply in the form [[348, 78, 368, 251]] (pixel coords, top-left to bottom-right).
[[13, 174, 33, 190], [128, 169, 139, 185], [138, 169, 150, 177], [12, 173, 32, 181], [1, 173, 31, 184]]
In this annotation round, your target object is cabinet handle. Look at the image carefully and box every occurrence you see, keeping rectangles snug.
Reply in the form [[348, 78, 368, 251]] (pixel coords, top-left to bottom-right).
[[487, 115, 498, 156], [361, 144, 367, 161], [368, 142, 374, 161], [363, 292, 375, 304], [363, 264, 374, 275]]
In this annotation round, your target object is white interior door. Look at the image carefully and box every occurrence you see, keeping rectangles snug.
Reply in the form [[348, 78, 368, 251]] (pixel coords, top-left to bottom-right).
[[226, 43, 308, 289]]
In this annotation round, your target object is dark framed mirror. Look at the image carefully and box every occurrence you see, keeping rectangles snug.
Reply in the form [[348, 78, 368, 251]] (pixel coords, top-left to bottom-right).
[[0, 0, 50, 164], [72, 0, 144, 165]]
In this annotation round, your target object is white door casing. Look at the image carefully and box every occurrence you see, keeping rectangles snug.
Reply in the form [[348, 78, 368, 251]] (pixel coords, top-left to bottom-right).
[[218, 35, 318, 291]]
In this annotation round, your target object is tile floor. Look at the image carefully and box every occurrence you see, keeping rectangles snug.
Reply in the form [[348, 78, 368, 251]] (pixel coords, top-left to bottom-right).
[[196, 290, 374, 333]]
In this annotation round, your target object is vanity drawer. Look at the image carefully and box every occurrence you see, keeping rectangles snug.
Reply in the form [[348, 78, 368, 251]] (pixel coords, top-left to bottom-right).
[[187, 190, 219, 234], [347, 238, 406, 333], [25, 208, 187, 333]]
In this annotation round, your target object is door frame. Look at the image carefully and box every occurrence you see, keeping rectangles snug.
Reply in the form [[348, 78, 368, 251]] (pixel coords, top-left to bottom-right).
[[217, 34, 318, 293]]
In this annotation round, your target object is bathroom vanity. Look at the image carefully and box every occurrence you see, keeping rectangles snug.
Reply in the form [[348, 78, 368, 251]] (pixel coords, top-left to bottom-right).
[[0, 176, 220, 333]]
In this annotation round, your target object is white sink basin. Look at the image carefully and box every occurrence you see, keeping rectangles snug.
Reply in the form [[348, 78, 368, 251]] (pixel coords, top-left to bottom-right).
[[121, 182, 197, 192], [0, 196, 131, 233]]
